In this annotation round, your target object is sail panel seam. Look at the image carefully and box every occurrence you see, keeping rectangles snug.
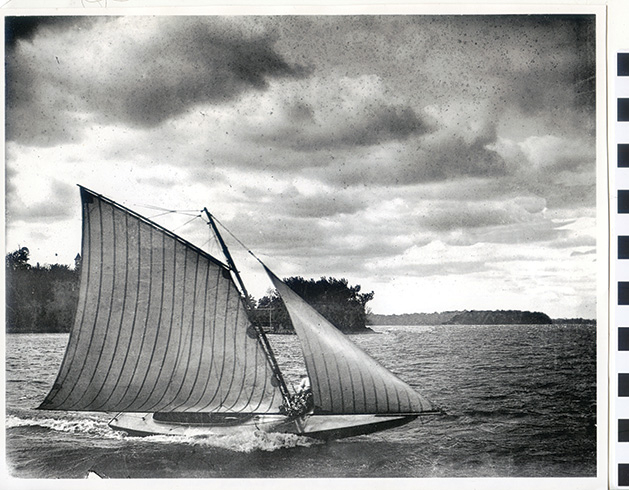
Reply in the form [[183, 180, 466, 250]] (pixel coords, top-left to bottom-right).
[[135, 232, 170, 411], [200, 274, 230, 411], [91, 210, 131, 410], [167, 252, 202, 411], [62, 197, 106, 409], [79, 202, 120, 408], [176, 258, 210, 411], [194, 267, 221, 410], [96, 215, 141, 408], [222, 291, 244, 412], [117, 224, 155, 410]]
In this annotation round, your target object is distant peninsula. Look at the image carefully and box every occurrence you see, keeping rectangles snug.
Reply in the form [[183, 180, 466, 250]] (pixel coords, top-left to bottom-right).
[[445, 310, 552, 325], [368, 310, 595, 326]]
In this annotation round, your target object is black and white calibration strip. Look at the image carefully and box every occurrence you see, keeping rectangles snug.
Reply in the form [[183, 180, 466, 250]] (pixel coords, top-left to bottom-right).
[[614, 51, 629, 489]]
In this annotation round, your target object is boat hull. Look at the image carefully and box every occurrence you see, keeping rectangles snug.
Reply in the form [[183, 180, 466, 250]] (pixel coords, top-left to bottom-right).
[[293, 414, 418, 440], [108, 412, 418, 440]]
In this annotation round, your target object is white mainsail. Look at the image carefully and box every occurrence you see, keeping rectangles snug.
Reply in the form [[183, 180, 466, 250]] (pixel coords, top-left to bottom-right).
[[266, 268, 434, 415], [39, 187, 283, 413]]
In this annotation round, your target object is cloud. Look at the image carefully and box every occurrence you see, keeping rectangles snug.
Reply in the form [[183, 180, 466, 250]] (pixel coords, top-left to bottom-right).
[[6, 16, 311, 146], [571, 248, 596, 256], [502, 16, 596, 115], [286, 103, 426, 151], [419, 198, 545, 233], [518, 135, 595, 172], [488, 133, 596, 209], [422, 15, 596, 117], [5, 16, 104, 49], [7, 178, 76, 223], [443, 219, 573, 247], [244, 75, 431, 152], [313, 134, 505, 189], [280, 190, 366, 218]]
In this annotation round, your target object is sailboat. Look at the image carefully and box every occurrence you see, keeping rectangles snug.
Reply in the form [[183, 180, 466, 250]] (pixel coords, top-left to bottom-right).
[[39, 186, 438, 440]]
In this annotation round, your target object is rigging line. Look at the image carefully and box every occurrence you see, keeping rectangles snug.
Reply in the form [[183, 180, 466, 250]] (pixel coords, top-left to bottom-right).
[[133, 202, 204, 218], [207, 213, 266, 265], [199, 229, 223, 255], [148, 210, 177, 219], [199, 237, 220, 251], [133, 203, 201, 213], [172, 214, 202, 232], [148, 210, 203, 220]]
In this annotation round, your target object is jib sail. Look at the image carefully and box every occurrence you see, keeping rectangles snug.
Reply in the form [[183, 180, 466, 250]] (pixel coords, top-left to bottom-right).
[[266, 268, 434, 415]]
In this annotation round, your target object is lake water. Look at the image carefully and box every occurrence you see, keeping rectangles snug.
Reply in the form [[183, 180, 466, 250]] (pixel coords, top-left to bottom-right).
[[6, 324, 598, 479]]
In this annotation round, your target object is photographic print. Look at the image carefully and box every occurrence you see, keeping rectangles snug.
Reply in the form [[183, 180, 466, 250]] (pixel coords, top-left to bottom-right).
[[4, 6, 604, 485]]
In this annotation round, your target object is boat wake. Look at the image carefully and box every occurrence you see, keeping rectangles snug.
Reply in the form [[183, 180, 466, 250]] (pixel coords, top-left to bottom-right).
[[139, 430, 318, 452], [7, 414, 119, 438], [6, 414, 317, 452]]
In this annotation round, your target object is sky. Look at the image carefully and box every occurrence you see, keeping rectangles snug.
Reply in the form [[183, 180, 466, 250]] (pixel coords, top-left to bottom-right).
[[4, 13, 599, 318]]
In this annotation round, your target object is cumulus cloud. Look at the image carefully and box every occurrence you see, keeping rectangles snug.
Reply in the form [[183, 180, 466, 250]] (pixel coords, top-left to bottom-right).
[[419, 199, 544, 232], [244, 74, 431, 152], [281, 191, 366, 218]]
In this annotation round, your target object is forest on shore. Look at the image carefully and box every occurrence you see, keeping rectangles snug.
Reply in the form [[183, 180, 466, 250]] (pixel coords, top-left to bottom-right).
[[6, 248, 81, 333]]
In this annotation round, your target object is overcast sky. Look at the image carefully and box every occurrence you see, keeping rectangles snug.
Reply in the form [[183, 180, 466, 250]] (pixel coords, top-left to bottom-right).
[[5, 14, 598, 318]]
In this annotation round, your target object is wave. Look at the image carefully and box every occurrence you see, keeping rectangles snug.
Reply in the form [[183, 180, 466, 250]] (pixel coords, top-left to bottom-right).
[[6, 414, 317, 452], [6, 414, 123, 439], [137, 430, 317, 452]]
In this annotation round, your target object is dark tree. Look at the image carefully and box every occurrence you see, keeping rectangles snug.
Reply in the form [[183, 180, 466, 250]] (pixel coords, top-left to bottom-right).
[[251, 276, 374, 333], [6, 246, 31, 270]]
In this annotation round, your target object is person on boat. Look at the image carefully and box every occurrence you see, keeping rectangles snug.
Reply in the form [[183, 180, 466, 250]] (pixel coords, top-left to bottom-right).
[[296, 376, 314, 413], [298, 376, 310, 394], [280, 376, 313, 418]]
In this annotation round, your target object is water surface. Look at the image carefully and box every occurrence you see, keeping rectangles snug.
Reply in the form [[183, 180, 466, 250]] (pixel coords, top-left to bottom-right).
[[6, 324, 597, 478]]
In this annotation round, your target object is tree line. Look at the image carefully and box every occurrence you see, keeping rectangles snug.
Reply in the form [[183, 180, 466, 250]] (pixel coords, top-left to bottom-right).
[[6, 247, 80, 333], [5, 247, 374, 334]]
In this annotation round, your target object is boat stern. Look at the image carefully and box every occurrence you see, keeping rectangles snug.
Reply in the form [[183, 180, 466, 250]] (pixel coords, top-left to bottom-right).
[[293, 414, 419, 440]]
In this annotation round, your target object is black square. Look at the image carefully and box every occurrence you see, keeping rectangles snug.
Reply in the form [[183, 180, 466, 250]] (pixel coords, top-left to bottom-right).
[[620, 145, 629, 167], [621, 283, 629, 305], [620, 420, 629, 442], [620, 464, 629, 486], [620, 374, 629, 397], [620, 328, 629, 351], [620, 191, 629, 214], [620, 237, 629, 259], [620, 99, 629, 122], [620, 53, 629, 76]]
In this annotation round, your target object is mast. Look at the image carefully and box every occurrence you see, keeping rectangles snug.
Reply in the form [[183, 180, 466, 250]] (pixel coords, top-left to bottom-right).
[[204, 208, 250, 299], [203, 208, 293, 404]]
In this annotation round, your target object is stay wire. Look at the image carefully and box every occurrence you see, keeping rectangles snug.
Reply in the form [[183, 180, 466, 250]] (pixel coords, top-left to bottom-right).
[[172, 214, 203, 232], [131, 202, 202, 220], [204, 212, 266, 267]]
